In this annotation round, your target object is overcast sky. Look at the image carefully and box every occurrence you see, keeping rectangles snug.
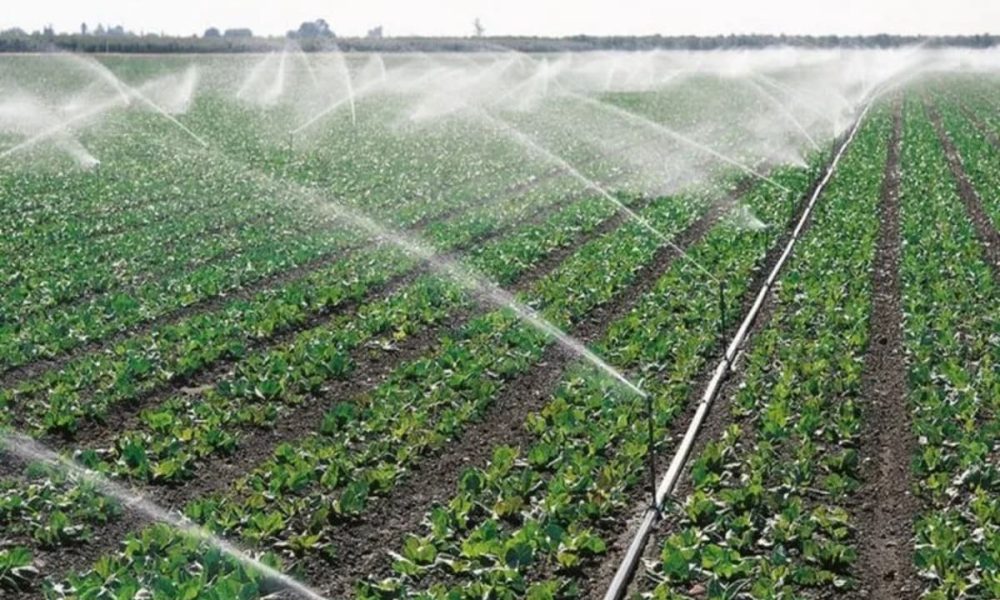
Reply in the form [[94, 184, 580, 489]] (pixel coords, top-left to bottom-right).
[[3, 0, 999, 38]]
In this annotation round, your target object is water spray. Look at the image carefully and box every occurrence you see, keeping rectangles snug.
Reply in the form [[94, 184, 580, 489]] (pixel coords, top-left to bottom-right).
[[0, 94, 124, 161], [753, 74, 839, 128], [566, 92, 791, 194], [304, 189, 649, 400], [305, 174, 659, 502], [473, 103, 749, 510], [184, 137, 650, 405], [270, 45, 289, 105], [290, 86, 366, 137], [288, 56, 377, 139], [477, 109, 721, 287], [62, 53, 208, 148], [60, 51, 132, 106], [0, 431, 330, 600], [743, 77, 821, 151], [292, 42, 321, 90], [324, 42, 359, 127]]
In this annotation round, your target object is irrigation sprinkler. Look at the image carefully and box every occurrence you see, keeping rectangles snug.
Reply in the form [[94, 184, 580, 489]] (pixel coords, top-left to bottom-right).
[[718, 280, 727, 336], [645, 392, 659, 513]]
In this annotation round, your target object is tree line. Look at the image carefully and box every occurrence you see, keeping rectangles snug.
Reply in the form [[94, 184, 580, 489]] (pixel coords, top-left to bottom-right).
[[0, 28, 996, 53]]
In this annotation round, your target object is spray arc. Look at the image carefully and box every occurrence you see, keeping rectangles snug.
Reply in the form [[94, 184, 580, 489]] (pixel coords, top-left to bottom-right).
[[0, 431, 331, 600]]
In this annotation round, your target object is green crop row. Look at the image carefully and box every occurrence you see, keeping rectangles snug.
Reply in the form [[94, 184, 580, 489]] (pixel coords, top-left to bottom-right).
[[352, 163, 822, 598], [42, 177, 718, 598], [0, 466, 121, 550], [930, 89, 1000, 233], [640, 107, 891, 598], [0, 150, 553, 374], [2, 180, 642, 591], [899, 96, 1000, 598], [2, 167, 617, 437], [81, 191, 625, 486]]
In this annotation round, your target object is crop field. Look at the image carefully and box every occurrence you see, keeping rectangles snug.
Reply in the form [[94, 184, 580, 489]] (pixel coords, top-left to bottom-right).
[[0, 49, 999, 600]]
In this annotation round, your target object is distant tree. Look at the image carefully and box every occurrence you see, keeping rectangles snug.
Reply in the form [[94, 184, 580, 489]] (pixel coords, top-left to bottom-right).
[[473, 18, 485, 37], [42, 24, 55, 37], [106, 25, 127, 37], [94, 23, 105, 35], [80, 22, 88, 35], [290, 19, 334, 38], [367, 25, 383, 39], [203, 27, 221, 38], [224, 28, 253, 38]]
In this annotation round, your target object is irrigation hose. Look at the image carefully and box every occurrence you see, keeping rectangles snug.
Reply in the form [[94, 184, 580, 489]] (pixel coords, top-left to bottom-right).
[[601, 100, 874, 600]]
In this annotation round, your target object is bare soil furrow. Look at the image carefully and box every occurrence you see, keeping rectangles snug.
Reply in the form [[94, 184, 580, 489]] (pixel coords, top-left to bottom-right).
[[850, 101, 920, 600]]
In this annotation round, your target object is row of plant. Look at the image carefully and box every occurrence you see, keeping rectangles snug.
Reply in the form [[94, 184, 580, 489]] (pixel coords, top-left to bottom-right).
[[0, 172, 683, 594], [2, 206, 343, 325], [109, 182, 702, 503], [1, 113, 579, 372], [929, 87, 1000, 233], [2, 165, 616, 437], [898, 96, 1000, 598], [2, 75, 667, 358], [0, 142, 642, 587], [0, 93, 633, 595], [0, 95, 531, 253], [76, 190, 628, 485], [38, 173, 727, 598], [0, 465, 122, 550], [0, 464, 124, 594], [3, 103, 632, 384], [43, 155, 818, 600], [0, 151, 697, 595], [349, 150, 824, 598], [635, 106, 891, 598]]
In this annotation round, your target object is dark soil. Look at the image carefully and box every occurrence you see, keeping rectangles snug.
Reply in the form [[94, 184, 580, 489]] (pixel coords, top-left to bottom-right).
[[849, 102, 921, 600]]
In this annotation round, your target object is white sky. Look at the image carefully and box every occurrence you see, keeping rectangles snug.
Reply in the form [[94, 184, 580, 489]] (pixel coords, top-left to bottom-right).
[[2, 0, 998, 38]]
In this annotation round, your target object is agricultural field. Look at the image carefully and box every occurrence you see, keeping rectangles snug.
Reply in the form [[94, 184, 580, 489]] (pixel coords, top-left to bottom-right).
[[0, 48, 999, 600]]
